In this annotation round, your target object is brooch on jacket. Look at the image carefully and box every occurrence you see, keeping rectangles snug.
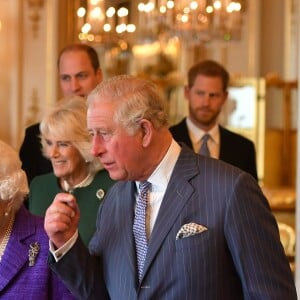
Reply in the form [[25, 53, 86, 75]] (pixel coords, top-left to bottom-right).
[[96, 189, 105, 200], [28, 242, 40, 266]]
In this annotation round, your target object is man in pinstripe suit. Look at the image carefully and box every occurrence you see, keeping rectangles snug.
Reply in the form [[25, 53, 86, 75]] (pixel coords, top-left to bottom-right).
[[45, 75, 297, 299]]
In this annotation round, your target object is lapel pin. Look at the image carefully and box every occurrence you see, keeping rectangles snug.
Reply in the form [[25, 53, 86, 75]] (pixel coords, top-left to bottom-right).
[[96, 189, 105, 200], [28, 242, 40, 267]]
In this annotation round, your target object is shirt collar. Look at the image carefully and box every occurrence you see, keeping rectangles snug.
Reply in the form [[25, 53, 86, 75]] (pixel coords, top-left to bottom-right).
[[186, 117, 220, 145], [136, 139, 181, 192]]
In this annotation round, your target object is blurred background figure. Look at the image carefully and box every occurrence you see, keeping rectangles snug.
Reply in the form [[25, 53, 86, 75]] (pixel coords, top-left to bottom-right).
[[29, 96, 115, 246], [20, 43, 103, 184], [170, 60, 258, 180], [0, 140, 75, 299]]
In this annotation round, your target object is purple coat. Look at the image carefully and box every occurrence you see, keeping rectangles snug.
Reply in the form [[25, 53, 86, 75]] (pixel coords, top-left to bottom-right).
[[0, 205, 75, 299]]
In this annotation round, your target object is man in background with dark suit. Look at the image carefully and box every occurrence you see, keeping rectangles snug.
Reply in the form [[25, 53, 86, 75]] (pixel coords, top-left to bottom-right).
[[44, 75, 296, 299], [19, 43, 102, 183], [170, 60, 258, 180]]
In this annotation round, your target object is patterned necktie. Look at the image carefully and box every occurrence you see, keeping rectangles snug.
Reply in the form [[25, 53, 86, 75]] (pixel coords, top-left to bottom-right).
[[199, 134, 210, 157], [133, 181, 151, 282]]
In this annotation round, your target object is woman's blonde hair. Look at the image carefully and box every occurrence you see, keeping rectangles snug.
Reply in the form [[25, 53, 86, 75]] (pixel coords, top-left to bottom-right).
[[40, 96, 102, 174]]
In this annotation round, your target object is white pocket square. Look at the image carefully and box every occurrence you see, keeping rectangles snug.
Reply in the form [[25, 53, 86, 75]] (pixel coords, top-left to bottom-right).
[[176, 222, 208, 240]]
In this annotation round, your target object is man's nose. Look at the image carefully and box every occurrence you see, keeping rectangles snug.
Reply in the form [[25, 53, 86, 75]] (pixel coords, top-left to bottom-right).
[[70, 78, 80, 92], [91, 135, 105, 157], [201, 93, 211, 105]]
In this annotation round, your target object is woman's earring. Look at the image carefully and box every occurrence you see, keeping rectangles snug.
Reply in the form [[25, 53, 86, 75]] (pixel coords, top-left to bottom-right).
[[5, 200, 13, 217]]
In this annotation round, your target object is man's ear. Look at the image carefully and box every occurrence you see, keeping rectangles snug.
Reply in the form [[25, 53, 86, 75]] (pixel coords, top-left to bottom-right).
[[96, 69, 103, 83], [222, 91, 229, 105], [139, 119, 153, 147], [184, 85, 190, 100]]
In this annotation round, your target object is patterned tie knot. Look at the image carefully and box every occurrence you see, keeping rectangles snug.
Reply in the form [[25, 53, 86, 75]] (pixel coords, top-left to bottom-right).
[[199, 133, 210, 157], [139, 181, 151, 198]]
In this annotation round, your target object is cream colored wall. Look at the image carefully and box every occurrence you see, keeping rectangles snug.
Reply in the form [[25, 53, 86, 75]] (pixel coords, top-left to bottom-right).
[[20, 0, 59, 148], [0, 0, 21, 148], [0, 0, 58, 150], [295, 0, 300, 291]]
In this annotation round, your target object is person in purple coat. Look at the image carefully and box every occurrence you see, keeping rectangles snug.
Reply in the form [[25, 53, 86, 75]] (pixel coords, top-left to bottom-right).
[[0, 140, 75, 299]]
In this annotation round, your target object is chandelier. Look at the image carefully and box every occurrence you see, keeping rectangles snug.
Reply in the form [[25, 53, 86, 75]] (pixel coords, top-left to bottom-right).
[[137, 0, 246, 44], [77, 0, 136, 45], [76, 0, 246, 45]]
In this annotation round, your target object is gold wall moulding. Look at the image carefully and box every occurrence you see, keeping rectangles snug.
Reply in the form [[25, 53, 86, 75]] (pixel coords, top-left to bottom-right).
[[26, 0, 44, 38]]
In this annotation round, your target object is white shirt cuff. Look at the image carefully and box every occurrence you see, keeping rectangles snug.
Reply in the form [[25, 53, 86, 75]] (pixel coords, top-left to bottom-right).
[[49, 230, 79, 262]]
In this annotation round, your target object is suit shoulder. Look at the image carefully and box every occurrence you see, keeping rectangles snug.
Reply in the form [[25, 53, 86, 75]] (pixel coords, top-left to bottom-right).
[[220, 126, 255, 146], [15, 206, 46, 234], [103, 181, 131, 199], [169, 118, 186, 133], [25, 123, 40, 135]]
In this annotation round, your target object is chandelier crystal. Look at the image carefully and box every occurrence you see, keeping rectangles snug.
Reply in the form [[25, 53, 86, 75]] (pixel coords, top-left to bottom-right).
[[77, 0, 136, 45], [76, 0, 246, 45], [137, 0, 246, 44]]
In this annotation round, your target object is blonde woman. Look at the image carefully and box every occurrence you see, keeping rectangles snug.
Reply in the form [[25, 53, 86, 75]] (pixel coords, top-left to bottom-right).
[[29, 96, 115, 246]]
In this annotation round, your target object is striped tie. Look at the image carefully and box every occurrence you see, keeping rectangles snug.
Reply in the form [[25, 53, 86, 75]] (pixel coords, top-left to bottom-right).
[[199, 134, 210, 157], [133, 181, 151, 282]]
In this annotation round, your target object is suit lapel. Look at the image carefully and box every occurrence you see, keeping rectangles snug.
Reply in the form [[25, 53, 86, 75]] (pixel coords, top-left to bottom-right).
[[218, 125, 233, 161], [118, 182, 139, 277], [142, 147, 198, 280], [0, 207, 35, 291], [171, 118, 193, 149]]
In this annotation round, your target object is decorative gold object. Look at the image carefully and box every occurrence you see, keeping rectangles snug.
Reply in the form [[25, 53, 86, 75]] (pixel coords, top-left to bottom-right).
[[27, 0, 44, 38], [25, 88, 40, 126], [0, 216, 14, 262], [265, 73, 298, 186]]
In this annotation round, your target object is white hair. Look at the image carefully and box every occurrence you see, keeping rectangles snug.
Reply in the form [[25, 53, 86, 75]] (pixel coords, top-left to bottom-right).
[[0, 140, 28, 210]]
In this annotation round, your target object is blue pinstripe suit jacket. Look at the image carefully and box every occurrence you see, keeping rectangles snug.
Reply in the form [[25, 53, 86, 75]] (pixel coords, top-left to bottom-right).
[[50, 145, 297, 299]]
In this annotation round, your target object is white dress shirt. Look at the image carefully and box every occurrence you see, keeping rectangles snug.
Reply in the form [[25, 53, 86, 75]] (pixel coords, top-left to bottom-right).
[[136, 139, 181, 238], [186, 117, 220, 159]]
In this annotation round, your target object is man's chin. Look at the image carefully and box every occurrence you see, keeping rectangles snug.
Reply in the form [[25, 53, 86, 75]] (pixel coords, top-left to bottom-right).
[[196, 115, 217, 126], [107, 170, 127, 181]]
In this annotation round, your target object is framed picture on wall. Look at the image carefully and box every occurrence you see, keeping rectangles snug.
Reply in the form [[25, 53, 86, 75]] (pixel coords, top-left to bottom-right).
[[219, 77, 266, 182]]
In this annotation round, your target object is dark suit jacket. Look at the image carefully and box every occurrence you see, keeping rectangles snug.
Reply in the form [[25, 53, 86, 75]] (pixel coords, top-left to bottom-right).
[[50, 146, 296, 300], [0, 206, 75, 299], [170, 118, 258, 180], [19, 123, 52, 184]]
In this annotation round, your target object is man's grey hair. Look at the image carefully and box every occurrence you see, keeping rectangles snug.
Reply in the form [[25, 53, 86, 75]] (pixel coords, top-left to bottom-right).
[[88, 75, 169, 135]]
